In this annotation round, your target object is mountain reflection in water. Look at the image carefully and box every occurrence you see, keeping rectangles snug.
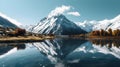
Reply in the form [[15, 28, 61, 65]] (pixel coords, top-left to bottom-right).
[[0, 38, 120, 67]]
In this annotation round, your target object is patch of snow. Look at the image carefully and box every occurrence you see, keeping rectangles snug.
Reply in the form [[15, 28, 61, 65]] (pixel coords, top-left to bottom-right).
[[0, 12, 22, 27], [76, 14, 120, 32]]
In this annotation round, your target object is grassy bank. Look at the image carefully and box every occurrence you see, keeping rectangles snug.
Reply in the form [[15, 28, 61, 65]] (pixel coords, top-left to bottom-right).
[[0, 36, 54, 43]]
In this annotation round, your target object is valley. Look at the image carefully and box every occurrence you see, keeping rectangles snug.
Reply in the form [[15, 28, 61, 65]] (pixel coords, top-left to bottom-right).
[[0, 2, 120, 67]]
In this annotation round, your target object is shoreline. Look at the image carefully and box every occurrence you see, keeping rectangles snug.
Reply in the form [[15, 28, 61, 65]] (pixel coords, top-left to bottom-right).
[[0, 36, 54, 43], [0, 35, 120, 43], [88, 36, 120, 40]]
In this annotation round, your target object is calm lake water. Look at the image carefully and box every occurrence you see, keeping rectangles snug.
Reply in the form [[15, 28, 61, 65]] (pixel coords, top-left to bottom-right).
[[0, 38, 120, 67]]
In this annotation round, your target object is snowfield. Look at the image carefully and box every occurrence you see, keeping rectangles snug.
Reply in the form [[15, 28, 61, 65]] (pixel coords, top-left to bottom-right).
[[76, 15, 120, 32]]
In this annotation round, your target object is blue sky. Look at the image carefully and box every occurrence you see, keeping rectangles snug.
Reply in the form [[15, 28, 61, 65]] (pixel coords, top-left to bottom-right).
[[0, 0, 120, 25]]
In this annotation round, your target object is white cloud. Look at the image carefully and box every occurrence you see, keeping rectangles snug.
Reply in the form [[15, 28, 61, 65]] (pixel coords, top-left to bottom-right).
[[48, 5, 81, 18], [0, 12, 22, 26], [48, 5, 71, 18], [67, 12, 80, 16]]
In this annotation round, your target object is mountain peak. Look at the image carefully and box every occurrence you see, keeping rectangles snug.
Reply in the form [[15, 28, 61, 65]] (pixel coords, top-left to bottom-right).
[[47, 14, 65, 19], [40, 14, 65, 22], [30, 14, 87, 35]]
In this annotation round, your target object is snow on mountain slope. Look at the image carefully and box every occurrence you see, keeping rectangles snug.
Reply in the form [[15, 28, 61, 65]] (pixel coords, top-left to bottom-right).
[[77, 15, 120, 32], [32, 39, 87, 63], [0, 12, 22, 28], [105, 15, 120, 30], [25, 25, 35, 31], [30, 14, 87, 35], [67, 41, 120, 61], [28, 5, 86, 35], [76, 21, 97, 32], [93, 15, 120, 31]]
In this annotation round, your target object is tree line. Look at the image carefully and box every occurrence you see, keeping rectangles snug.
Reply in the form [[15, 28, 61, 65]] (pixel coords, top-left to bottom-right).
[[90, 28, 120, 36]]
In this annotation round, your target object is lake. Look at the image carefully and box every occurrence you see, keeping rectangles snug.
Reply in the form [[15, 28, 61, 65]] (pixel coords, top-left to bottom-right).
[[0, 38, 120, 67]]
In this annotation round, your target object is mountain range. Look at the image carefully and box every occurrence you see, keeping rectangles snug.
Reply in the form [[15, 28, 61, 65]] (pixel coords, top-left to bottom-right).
[[29, 14, 120, 34], [1, 12, 120, 35], [32, 39, 120, 63], [77, 15, 120, 32]]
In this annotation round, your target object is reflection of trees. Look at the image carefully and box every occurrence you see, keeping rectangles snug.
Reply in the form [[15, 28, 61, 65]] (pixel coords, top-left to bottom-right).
[[90, 39, 120, 48]]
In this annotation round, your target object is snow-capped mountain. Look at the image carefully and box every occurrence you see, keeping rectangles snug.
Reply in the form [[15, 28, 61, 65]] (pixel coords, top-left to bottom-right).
[[76, 21, 97, 32], [0, 16, 17, 28], [0, 12, 21, 28], [30, 14, 87, 35], [32, 38, 87, 63], [66, 41, 120, 63], [32, 39, 120, 64], [77, 15, 120, 32]]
